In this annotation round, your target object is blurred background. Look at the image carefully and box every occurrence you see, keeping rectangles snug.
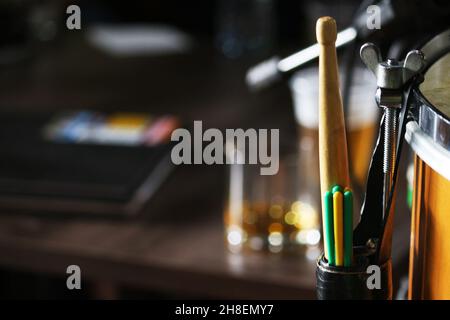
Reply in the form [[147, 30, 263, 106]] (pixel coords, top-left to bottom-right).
[[0, 0, 447, 299]]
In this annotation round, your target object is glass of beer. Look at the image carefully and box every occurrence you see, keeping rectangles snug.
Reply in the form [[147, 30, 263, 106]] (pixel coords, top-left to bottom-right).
[[290, 66, 379, 202]]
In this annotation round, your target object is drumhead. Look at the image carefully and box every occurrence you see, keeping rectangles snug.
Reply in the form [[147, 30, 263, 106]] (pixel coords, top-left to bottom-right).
[[420, 52, 450, 119], [409, 30, 450, 153]]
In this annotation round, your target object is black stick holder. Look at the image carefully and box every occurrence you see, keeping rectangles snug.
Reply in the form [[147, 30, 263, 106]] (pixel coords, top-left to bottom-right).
[[316, 251, 392, 300]]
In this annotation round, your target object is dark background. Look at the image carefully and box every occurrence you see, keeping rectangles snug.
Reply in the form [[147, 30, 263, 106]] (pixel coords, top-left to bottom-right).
[[0, 0, 447, 299]]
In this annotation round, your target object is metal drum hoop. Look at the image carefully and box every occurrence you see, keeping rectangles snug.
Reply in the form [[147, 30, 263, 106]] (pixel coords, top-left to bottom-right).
[[406, 29, 450, 180]]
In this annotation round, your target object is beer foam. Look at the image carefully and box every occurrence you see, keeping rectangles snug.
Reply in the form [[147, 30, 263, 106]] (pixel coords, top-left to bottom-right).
[[289, 67, 379, 129]]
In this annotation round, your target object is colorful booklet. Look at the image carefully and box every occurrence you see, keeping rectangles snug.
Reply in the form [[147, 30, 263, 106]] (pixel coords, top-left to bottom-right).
[[0, 111, 179, 217]]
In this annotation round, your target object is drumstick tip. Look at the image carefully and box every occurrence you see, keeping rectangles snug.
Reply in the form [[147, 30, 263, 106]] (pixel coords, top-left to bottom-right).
[[316, 16, 337, 45]]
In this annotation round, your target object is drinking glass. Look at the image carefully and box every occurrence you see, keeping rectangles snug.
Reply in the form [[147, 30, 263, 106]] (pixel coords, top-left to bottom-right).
[[224, 145, 321, 259]]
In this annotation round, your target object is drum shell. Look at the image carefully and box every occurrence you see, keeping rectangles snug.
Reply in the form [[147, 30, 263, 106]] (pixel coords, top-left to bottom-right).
[[408, 154, 450, 299], [406, 50, 450, 299]]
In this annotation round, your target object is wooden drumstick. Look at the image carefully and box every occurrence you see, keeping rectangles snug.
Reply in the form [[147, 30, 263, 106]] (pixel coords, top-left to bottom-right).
[[316, 17, 351, 265], [317, 16, 350, 198]]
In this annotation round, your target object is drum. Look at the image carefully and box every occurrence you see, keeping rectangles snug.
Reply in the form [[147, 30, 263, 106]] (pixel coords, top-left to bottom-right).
[[405, 30, 450, 299]]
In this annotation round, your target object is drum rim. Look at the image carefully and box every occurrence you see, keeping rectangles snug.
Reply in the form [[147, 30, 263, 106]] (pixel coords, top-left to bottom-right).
[[410, 29, 450, 151], [411, 88, 450, 151], [406, 121, 450, 181], [414, 86, 449, 121], [415, 47, 450, 124]]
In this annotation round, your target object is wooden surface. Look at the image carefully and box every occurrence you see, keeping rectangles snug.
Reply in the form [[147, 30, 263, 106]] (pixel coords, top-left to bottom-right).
[[408, 52, 450, 300], [0, 203, 316, 299], [317, 17, 350, 265], [317, 17, 350, 197], [409, 156, 450, 299]]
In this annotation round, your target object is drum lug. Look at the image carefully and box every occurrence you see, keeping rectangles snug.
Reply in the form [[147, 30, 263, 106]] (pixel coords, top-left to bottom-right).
[[360, 44, 425, 214], [403, 50, 425, 82], [355, 43, 426, 265], [375, 88, 402, 108], [360, 44, 425, 90], [359, 42, 381, 75]]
